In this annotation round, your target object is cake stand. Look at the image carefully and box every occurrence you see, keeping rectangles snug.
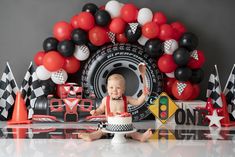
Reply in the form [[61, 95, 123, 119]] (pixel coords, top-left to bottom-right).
[[102, 128, 137, 144]]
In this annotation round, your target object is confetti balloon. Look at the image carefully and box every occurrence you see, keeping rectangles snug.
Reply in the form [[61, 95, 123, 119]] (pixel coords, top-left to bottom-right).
[[163, 39, 178, 55], [51, 69, 68, 84], [74, 45, 90, 61]]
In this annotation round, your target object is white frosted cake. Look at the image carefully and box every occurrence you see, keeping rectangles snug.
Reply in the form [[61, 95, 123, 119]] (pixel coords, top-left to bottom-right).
[[106, 112, 133, 132]]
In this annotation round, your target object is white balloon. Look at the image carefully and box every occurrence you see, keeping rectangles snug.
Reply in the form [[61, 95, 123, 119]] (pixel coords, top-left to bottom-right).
[[137, 8, 153, 25], [105, 0, 122, 18], [164, 39, 179, 54], [36, 65, 51, 80], [51, 69, 68, 84], [138, 35, 149, 46], [74, 45, 90, 61], [165, 72, 175, 78]]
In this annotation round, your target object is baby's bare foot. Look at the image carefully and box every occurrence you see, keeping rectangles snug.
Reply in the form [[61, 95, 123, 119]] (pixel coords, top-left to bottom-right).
[[140, 128, 152, 142], [77, 133, 93, 142]]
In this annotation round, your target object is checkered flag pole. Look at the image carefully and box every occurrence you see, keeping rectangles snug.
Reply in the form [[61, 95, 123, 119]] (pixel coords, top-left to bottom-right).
[[20, 62, 45, 119], [206, 65, 223, 108], [0, 62, 19, 120], [223, 64, 235, 118]]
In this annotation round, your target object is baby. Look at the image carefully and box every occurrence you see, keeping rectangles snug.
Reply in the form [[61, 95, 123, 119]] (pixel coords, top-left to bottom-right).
[[78, 73, 152, 142]]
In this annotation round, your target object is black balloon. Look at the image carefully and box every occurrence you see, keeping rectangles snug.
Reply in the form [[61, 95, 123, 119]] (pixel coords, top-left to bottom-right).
[[57, 40, 75, 57], [144, 39, 163, 58], [174, 67, 192, 81], [43, 37, 58, 52], [95, 10, 111, 27], [40, 79, 56, 96], [179, 32, 199, 51], [71, 28, 88, 45], [190, 69, 204, 83], [82, 3, 98, 15], [125, 24, 141, 43], [173, 48, 190, 66]]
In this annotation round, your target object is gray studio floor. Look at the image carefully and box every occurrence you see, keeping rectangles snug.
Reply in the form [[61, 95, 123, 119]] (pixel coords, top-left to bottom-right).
[[1, 121, 235, 157]]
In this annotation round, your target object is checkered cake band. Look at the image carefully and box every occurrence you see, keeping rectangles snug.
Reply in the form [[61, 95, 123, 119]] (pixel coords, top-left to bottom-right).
[[106, 124, 133, 132]]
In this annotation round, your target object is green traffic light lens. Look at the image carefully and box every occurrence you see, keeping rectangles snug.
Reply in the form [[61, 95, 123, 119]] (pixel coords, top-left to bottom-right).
[[159, 97, 167, 104]]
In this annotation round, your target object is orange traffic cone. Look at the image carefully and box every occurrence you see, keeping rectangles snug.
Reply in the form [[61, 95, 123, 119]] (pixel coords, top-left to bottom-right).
[[12, 127, 27, 139], [7, 91, 31, 125]]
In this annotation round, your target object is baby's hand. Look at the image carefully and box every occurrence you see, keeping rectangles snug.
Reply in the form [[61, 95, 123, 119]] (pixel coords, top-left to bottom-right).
[[143, 87, 150, 96]]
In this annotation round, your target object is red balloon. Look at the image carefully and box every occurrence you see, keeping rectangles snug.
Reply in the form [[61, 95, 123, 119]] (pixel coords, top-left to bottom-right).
[[142, 22, 160, 39], [159, 24, 174, 41], [43, 51, 65, 72], [158, 54, 178, 73], [187, 84, 200, 100], [77, 12, 95, 31], [53, 21, 73, 41], [89, 26, 108, 46], [171, 22, 186, 40], [120, 4, 138, 23], [116, 33, 128, 43], [109, 17, 126, 34], [153, 12, 167, 25], [172, 81, 193, 100], [187, 50, 205, 69], [63, 57, 81, 74], [164, 77, 176, 96], [34, 51, 46, 66], [70, 14, 80, 29]]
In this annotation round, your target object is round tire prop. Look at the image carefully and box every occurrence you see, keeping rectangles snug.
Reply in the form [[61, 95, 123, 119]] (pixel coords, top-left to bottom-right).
[[82, 43, 163, 121]]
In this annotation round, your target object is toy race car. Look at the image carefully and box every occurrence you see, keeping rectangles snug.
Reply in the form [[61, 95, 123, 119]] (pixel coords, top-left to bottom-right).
[[33, 83, 96, 122]]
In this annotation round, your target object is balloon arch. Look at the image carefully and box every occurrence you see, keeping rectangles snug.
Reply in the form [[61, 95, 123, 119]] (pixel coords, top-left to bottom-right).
[[34, 0, 205, 100]]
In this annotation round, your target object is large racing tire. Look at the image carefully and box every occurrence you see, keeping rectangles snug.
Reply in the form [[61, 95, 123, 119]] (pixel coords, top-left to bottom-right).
[[82, 43, 163, 121]]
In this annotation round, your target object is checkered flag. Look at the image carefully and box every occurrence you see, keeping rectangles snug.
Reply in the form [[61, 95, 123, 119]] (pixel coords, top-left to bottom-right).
[[0, 62, 19, 120], [107, 31, 116, 44], [20, 62, 45, 119], [223, 64, 235, 119], [191, 50, 199, 60], [177, 82, 187, 96], [129, 23, 139, 34], [206, 65, 223, 108]]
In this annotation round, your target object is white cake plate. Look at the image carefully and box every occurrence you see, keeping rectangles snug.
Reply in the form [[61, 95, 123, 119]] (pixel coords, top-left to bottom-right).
[[102, 128, 137, 144]]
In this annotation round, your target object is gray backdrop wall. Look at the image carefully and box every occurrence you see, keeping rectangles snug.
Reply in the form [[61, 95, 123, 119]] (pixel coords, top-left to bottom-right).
[[0, 0, 235, 100]]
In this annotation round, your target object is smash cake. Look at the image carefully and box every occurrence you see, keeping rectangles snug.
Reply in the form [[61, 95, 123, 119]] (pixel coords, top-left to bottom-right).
[[106, 112, 134, 132]]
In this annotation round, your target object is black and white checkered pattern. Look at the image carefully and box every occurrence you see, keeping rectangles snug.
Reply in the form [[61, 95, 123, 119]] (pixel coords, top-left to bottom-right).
[[129, 23, 139, 34], [191, 50, 199, 60], [97, 121, 107, 129], [223, 64, 235, 118], [51, 69, 67, 84], [20, 62, 45, 119], [108, 31, 116, 44], [206, 65, 223, 108], [106, 124, 133, 132], [0, 62, 18, 120], [177, 82, 187, 96]]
